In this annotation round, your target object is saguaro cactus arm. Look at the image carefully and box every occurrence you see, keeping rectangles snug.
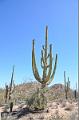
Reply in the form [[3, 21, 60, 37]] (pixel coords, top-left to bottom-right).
[[42, 44, 53, 84], [47, 54, 57, 85], [32, 40, 42, 83], [41, 50, 45, 68]]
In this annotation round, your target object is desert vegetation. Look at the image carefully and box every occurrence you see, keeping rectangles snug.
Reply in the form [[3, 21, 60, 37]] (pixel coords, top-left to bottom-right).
[[0, 26, 78, 120], [31, 26, 57, 110]]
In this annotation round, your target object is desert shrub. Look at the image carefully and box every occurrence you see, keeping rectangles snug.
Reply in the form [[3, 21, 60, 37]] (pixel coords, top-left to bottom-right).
[[26, 88, 47, 110]]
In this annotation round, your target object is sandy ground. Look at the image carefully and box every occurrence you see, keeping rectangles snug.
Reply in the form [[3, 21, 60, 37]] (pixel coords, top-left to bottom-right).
[[0, 100, 78, 120]]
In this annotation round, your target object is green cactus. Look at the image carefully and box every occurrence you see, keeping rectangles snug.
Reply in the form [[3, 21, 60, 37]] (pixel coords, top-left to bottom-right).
[[32, 26, 57, 88], [5, 84, 8, 103], [8, 66, 15, 100], [4, 66, 15, 112], [74, 90, 77, 99], [32, 26, 57, 110], [74, 82, 77, 99], [64, 71, 70, 99]]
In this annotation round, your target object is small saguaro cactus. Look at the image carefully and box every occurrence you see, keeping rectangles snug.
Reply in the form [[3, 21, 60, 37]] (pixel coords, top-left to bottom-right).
[[32, 26, 57, 109], [64, 71, 70, 99], [74, 82, 77, 99], [74, 90, 77, 99], [8, 66, 15, 101], [4, 66, 15, 112], [32, 26, 57, 88], [5, 84, 9, 103]]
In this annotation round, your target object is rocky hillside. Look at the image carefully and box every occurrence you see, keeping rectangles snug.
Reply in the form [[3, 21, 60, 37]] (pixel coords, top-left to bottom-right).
[[0, 82, 78, 106]]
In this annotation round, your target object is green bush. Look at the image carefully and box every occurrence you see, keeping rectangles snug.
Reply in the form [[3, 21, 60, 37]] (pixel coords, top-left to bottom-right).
[[26, 88, 47, 110]]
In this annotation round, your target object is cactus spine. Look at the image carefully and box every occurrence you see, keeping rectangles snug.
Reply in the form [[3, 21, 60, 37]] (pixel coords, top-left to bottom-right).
[[4, 66, 15, 112], [32, 26, 57, 88], [64, 71, 70, 99]]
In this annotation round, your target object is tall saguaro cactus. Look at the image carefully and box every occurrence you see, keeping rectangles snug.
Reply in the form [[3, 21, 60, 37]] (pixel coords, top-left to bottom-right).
[[31, 26, 57, 110], [64, 71, 70, 99], [32, 26, 57, 88]]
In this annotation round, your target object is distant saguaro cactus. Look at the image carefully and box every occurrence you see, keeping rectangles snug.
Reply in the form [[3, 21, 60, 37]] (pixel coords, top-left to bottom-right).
[[74, 90, 77, 99], [32, 26, 57, 88], [4, 66, 15, 112], [8, 66, 15, 101], [74, 82, 77, 99], [64, 71, 70, 99], [5, 84, 8, 103]]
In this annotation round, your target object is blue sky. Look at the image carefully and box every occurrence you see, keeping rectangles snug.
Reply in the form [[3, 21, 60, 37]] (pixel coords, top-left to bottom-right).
[[0, 0, 78, 89]]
